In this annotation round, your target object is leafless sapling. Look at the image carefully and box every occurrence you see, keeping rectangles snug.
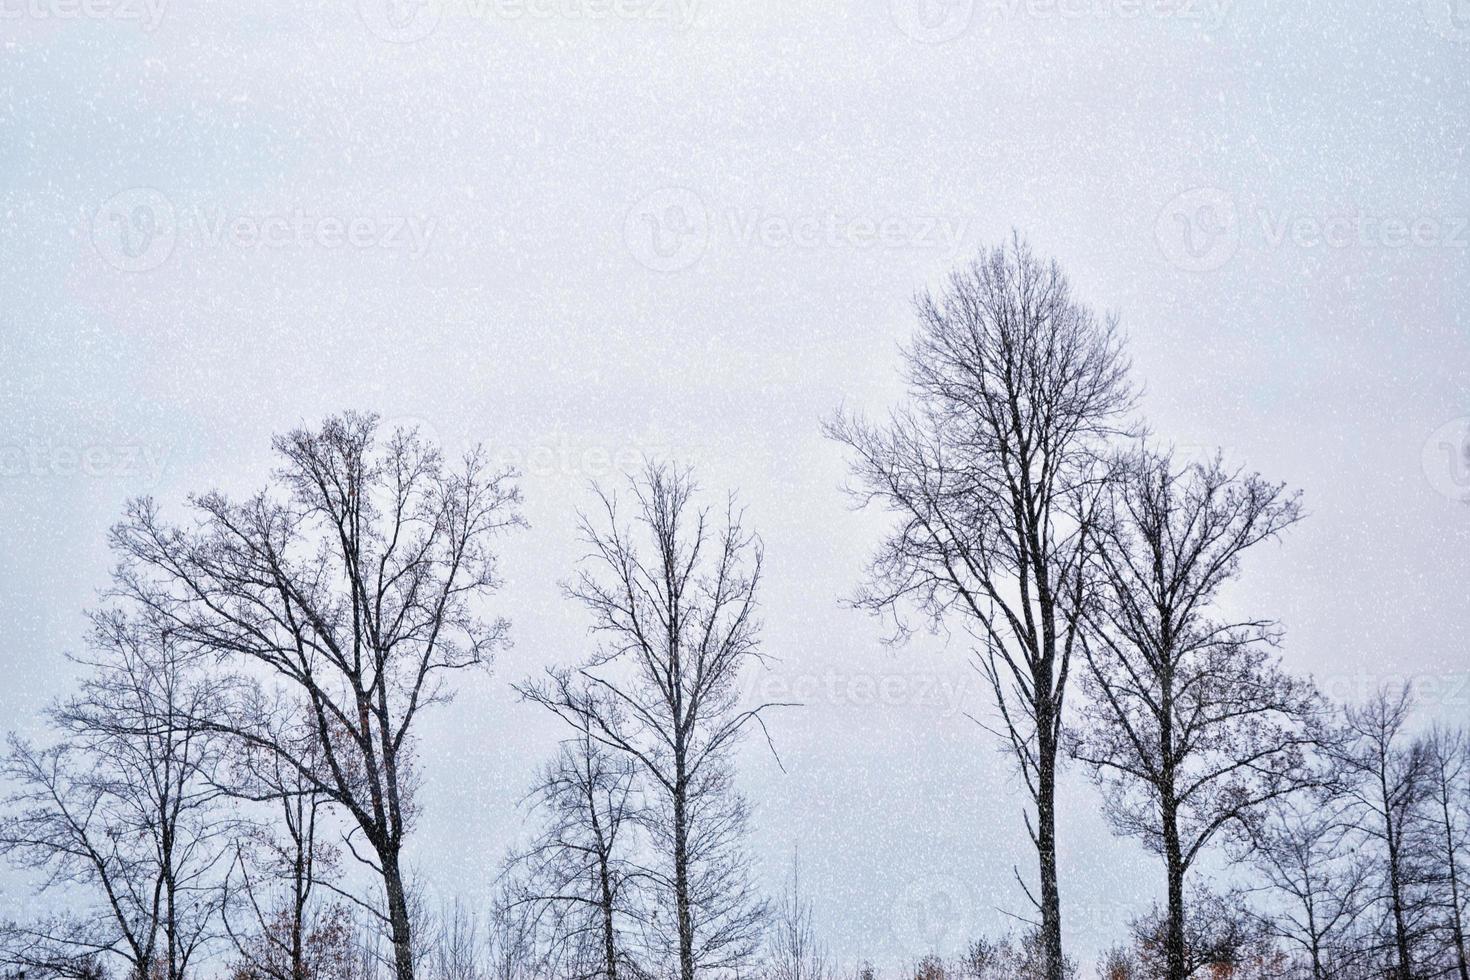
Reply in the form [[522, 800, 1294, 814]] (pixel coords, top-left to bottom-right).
[[519, 462, 776, 980], [1425, 725, 1470, 980], [765, 853, 830, 980], [505, 728, 647, 980], [1331, 686, 1439, 980]]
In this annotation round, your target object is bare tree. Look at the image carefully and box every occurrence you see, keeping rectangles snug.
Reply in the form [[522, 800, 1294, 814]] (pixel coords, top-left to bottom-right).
[[1067, 449, 1318, 980], [484, 894, 541, 980], [107, 411, 525, 980], [765, 853, 829, 980], [505, 728, 646, 980], [1426, 725, 1470, 980], [422, 899, 488, 980], [0, 609, 229, 980], [519, 462, 776, 980], [1332, 686, 1438, 980], [824, 236, 1134, 979], [1239, 794, 1371, 979]]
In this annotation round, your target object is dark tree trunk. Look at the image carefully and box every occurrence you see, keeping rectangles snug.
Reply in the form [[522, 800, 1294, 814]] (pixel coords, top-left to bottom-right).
[[1438, 791, 1470, 980], [1162, 803, 1187, 980], [673, 782, 695, 980], [1382, 772, 1413, 980], [601, 875, 620, 980], [382, 846, 416, 980], [1449, 859, 1470, 980], [1036, 720, 1064, 980]]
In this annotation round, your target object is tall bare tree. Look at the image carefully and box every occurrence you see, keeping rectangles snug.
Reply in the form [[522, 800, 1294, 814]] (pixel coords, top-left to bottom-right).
[[520, 462, 776, 980], [825, 236, 1134, 978], [1426, 725, 1470, 980], [505, 727, 647, 980], [1068, 449, 1318, 980], [0, 609, 229, 980], [107, 411, 525, 980], [1332, 686, 1438, 980]]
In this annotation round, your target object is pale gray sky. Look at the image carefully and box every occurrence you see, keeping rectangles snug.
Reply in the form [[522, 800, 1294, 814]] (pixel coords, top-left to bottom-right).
[[2, 0, 1468, 971]]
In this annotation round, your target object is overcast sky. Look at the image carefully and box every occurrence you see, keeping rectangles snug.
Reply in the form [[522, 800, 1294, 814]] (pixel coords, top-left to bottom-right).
[[2, 0, 1469, 971]]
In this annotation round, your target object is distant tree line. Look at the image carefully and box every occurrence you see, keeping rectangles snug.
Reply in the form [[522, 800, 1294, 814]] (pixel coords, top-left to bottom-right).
[[1, 238, 1465, 980]]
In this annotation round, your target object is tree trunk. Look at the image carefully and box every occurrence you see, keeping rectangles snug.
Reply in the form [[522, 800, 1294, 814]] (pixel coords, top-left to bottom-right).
[[1036, 722, 1064, 980], [293, 863, 307, 980], [1449, 864, 1470, 980], [1439, 793, 1470, 980], [599, 853, 619, 980], [382, 847, 416, 980], [673, 783, 695, 980], [1382, 777, 1413, 980], [1162, 801, 1187, 980]]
